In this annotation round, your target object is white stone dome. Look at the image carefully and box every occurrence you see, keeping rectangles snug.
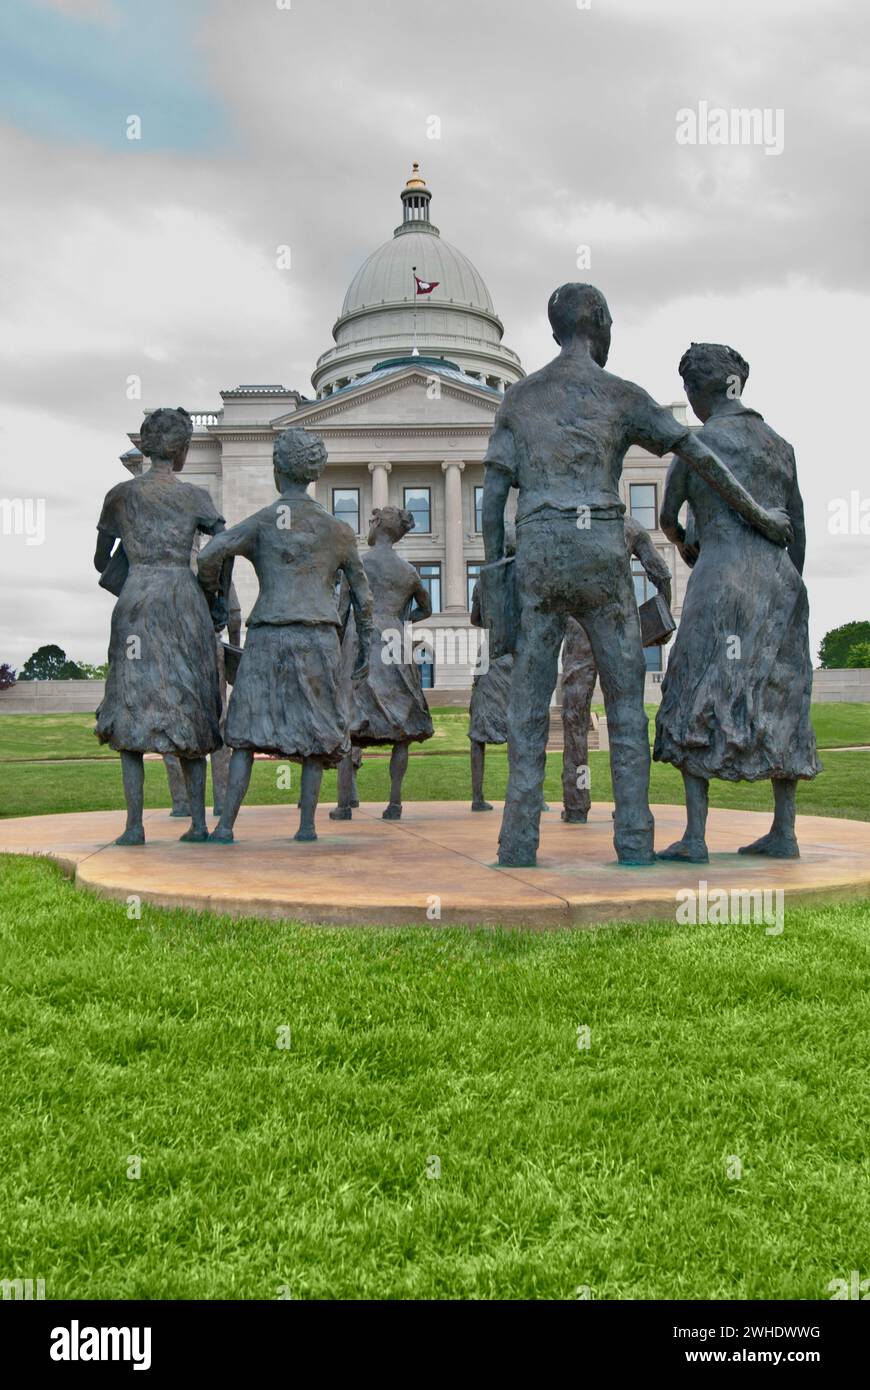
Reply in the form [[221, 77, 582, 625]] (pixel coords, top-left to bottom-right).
[[341, 230, 495, 317], [312, 165, 523, 397]]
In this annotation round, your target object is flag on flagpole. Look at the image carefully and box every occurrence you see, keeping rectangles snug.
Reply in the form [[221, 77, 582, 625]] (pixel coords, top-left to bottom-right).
[[414, 273, 439, 296]]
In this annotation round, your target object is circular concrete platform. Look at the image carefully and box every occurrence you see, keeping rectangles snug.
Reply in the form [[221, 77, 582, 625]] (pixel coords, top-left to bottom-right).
[[2, 802, 869, 928]]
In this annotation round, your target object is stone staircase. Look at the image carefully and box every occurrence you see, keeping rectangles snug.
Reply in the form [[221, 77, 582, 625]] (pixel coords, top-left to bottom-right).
[[547, 708, 601, 752]]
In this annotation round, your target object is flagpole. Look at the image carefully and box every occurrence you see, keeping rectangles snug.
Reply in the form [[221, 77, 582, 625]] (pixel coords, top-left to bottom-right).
[[411, 265, 419, 355]]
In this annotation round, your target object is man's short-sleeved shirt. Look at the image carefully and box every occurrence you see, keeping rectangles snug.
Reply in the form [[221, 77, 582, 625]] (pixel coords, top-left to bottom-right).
[[484, 356, 687, 523]]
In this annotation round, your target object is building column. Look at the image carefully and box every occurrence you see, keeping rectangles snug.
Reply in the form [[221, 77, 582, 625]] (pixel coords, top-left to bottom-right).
[[441, 459, 466, 611], [367, 459, 392, 512]]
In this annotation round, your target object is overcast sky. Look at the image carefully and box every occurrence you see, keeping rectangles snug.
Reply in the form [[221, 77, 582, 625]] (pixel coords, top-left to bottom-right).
[[1, 0, 867, 666]]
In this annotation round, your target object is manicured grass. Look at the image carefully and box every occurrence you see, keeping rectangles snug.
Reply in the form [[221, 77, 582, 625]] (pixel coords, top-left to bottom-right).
[[1, 852, 867, 1300], [1, 702, 866, 765], [2, 747, 868, 822], [0, 712, 116, 761]]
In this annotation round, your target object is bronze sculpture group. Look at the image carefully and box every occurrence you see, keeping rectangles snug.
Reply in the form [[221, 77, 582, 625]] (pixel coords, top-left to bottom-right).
[[95, 284, 819, 862]]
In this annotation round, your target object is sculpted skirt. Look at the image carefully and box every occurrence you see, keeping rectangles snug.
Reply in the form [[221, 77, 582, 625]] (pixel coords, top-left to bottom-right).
[[95, 565, 222, 756], [654, 538, 821, 783], [467, 654, 513, 744], [225, 621, 350, 766]]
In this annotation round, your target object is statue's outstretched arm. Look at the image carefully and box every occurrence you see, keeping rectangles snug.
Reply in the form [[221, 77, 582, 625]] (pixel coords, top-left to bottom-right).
[[674, 431, 793, 547]]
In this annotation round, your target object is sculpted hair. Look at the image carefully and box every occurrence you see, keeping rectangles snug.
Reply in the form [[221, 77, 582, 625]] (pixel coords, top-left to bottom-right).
[[371, 505, 415, 539], [273, 427, 326, 480], [679, 342, 750, 394], [547, 283, 612, 345], [139, 407, 193, 462]]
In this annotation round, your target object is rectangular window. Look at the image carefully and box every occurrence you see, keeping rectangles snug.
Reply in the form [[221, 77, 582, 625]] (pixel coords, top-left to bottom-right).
[[629, 482, 657, 531], [418, 658, 435, 690], [632, 558, 664, 672], [644, 644, 663, 673], [331, 487, 360, 534], [414, 562, 441, 615], [474, 486, 484, 533], [631, 557, 650, 607], [404, 485, 431, 534], [467, 561, 482, 611]]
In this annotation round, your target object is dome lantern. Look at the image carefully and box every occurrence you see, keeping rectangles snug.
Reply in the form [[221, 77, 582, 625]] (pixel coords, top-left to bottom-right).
[[398, 162, 434, 233]]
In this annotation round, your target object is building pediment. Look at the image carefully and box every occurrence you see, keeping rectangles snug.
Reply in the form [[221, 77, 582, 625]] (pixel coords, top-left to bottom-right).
[[271, 367, 501, 431]]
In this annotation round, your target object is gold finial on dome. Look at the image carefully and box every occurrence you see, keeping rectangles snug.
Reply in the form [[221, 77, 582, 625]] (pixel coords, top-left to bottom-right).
[[405, 161, 427, 189]]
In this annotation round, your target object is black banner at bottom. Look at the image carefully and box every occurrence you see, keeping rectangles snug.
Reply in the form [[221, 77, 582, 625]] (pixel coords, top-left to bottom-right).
[[1, 1298, 865, 1374]]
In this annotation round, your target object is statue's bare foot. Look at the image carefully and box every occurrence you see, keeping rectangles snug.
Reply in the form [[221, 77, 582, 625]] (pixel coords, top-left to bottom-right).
[[471, 799, 493, 812], [115, 826, 145, 846], [350, 798, 360, 808], [657, 837, 709, 864], [208, 826, 234, 844], [561, 809, 588, 824], [382, 803, 402, 820], [329, 807, 352, 821], [294, 827, 317, 842], [179, 828, 208, 843], [738, 831, 799, 859]]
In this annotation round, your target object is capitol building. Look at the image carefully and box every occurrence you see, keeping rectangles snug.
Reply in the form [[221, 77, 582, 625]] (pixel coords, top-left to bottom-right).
[[122, 165, 688, 697]]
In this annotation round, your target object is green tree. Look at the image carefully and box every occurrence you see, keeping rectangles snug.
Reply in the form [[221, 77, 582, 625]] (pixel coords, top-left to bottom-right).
[[818, 622, 870, 669], [19, 645, 86, 681], [0, 663, 16, 690], [844, 641, 870, 669], [76, 661, 109, 680]]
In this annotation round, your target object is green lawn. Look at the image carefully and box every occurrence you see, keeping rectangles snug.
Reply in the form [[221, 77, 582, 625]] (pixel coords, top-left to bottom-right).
[[2, 747, 868, 822], [0, 701, 866, 765], [1, 705, 867, 1300], [1, 852, 867, 1300]]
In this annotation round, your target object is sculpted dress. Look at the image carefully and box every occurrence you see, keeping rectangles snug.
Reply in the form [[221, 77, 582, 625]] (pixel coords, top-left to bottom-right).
[[343, 550, 434, 747], [200, 495, 358, 767], [94, 472, 223, 756], [467, 581, 512, 745], [653, 407, 821, 783]]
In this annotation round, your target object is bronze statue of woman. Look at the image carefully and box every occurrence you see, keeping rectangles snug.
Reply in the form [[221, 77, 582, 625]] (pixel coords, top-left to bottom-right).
[[654, 343, 821, 861], [93, 406, 225, 845], [198, 428, 372, 844], [331, 506, 434, 821]]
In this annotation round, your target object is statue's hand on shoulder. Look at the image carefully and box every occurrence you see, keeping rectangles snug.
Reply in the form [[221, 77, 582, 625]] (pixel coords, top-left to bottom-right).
[[760, 506, 794, 547]]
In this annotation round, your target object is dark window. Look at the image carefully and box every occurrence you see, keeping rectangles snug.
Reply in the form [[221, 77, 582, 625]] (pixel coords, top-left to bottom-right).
[[332, 487, 360, 534], [632, 558, 664, 672], [418, 659, 435, 689], [404, 485, 431, 534], [644, 644, 663, 673], [629, 483, 657, 531], [467, 561, 482, 611], [415, 562, 441, 615], [474, 486, 484, 533]]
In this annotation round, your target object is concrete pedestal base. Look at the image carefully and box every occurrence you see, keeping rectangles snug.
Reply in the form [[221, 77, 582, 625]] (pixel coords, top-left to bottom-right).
[[1, 803, 867, 929]]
